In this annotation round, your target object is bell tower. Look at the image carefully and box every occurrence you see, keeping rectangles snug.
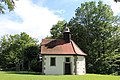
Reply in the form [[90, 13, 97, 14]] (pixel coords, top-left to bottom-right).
[[63, 26, 71, 43]]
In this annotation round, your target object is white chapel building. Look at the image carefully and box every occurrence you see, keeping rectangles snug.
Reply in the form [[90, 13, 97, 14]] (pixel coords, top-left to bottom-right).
[[41, 27, 87, 75]]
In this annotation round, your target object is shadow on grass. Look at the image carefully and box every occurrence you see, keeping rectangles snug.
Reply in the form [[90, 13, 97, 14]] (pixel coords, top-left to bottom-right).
[[5, 71, 42, 75]]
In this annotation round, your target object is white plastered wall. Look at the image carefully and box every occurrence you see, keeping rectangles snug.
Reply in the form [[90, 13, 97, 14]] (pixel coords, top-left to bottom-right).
[[76, 56, 86, 75], [42, 55, 86, 75], [42, 55, 75, 75]]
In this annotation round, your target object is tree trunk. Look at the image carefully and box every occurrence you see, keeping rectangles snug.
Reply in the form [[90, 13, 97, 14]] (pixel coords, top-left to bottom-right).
[[21, 60, 24, 71], [28, 61, 31, 71], [16, 63, 20, 71]]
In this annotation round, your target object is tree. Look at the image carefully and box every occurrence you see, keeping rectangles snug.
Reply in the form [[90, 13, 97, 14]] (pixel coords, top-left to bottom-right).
[[0, 0, 15, 14], [50, 20, 67, 39], [0, 32, 39, 71], [0, 42, 2, 67], [50, 1, 120, 74], [24, 45, 40, 71], [69, 1, 120, 74]]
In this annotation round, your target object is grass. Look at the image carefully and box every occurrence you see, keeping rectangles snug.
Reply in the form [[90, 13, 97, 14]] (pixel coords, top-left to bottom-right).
[[0, 71, 120, 80]]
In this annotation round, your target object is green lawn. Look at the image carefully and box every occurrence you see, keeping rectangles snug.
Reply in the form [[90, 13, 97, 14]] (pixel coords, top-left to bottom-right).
[[0, 71, 120, 80]]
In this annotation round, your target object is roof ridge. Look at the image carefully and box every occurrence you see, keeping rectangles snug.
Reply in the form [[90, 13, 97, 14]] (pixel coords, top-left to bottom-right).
[[71, 40, 87, 56], [70, 40, 77, 55]]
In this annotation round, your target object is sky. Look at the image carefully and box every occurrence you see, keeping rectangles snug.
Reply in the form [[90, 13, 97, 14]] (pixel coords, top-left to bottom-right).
[[0, 0, 120, 42]]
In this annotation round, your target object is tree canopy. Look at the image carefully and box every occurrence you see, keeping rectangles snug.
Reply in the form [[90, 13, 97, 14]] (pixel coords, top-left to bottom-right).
[[0, 32, 40, 71], [50, 1, 120, 74], [50, 20, 66, 39], [0, 0, 15, 14]]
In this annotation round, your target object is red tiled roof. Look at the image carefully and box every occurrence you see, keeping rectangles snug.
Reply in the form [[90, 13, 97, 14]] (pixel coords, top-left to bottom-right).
[[41, 39, 87, 56]]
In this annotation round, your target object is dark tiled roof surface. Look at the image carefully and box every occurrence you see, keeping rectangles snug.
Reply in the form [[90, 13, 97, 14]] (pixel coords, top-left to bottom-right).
[[41, 39, 86, 55]]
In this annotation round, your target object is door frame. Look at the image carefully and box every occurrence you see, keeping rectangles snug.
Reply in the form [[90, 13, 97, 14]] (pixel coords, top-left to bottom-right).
[[64, 62, 72, 75]]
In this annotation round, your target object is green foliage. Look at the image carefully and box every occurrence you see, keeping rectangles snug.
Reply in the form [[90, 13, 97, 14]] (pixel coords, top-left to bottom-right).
[[0, 32, 40, 71], [0, 71, 120, 80], [69, 1, 120, 74], [24, 45, 41, 71], [0, 4, 5, 14], [50, 20, 67, 39], [0, 0, 15, 14], [50, 1, 120, 74]]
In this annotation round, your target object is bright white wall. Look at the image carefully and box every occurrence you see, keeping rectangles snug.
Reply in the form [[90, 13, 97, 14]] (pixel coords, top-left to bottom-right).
[[42, 55, 75, 75], [42, 55, 86, 75], [76, 56, 86, 75]]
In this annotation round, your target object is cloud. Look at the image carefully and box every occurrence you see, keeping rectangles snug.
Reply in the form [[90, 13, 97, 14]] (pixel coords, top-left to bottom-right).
[[103, 0, 120, 15], [0, 0, 62, 42], [0, 0, 120, 43], [53, 9, 65, 15]]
